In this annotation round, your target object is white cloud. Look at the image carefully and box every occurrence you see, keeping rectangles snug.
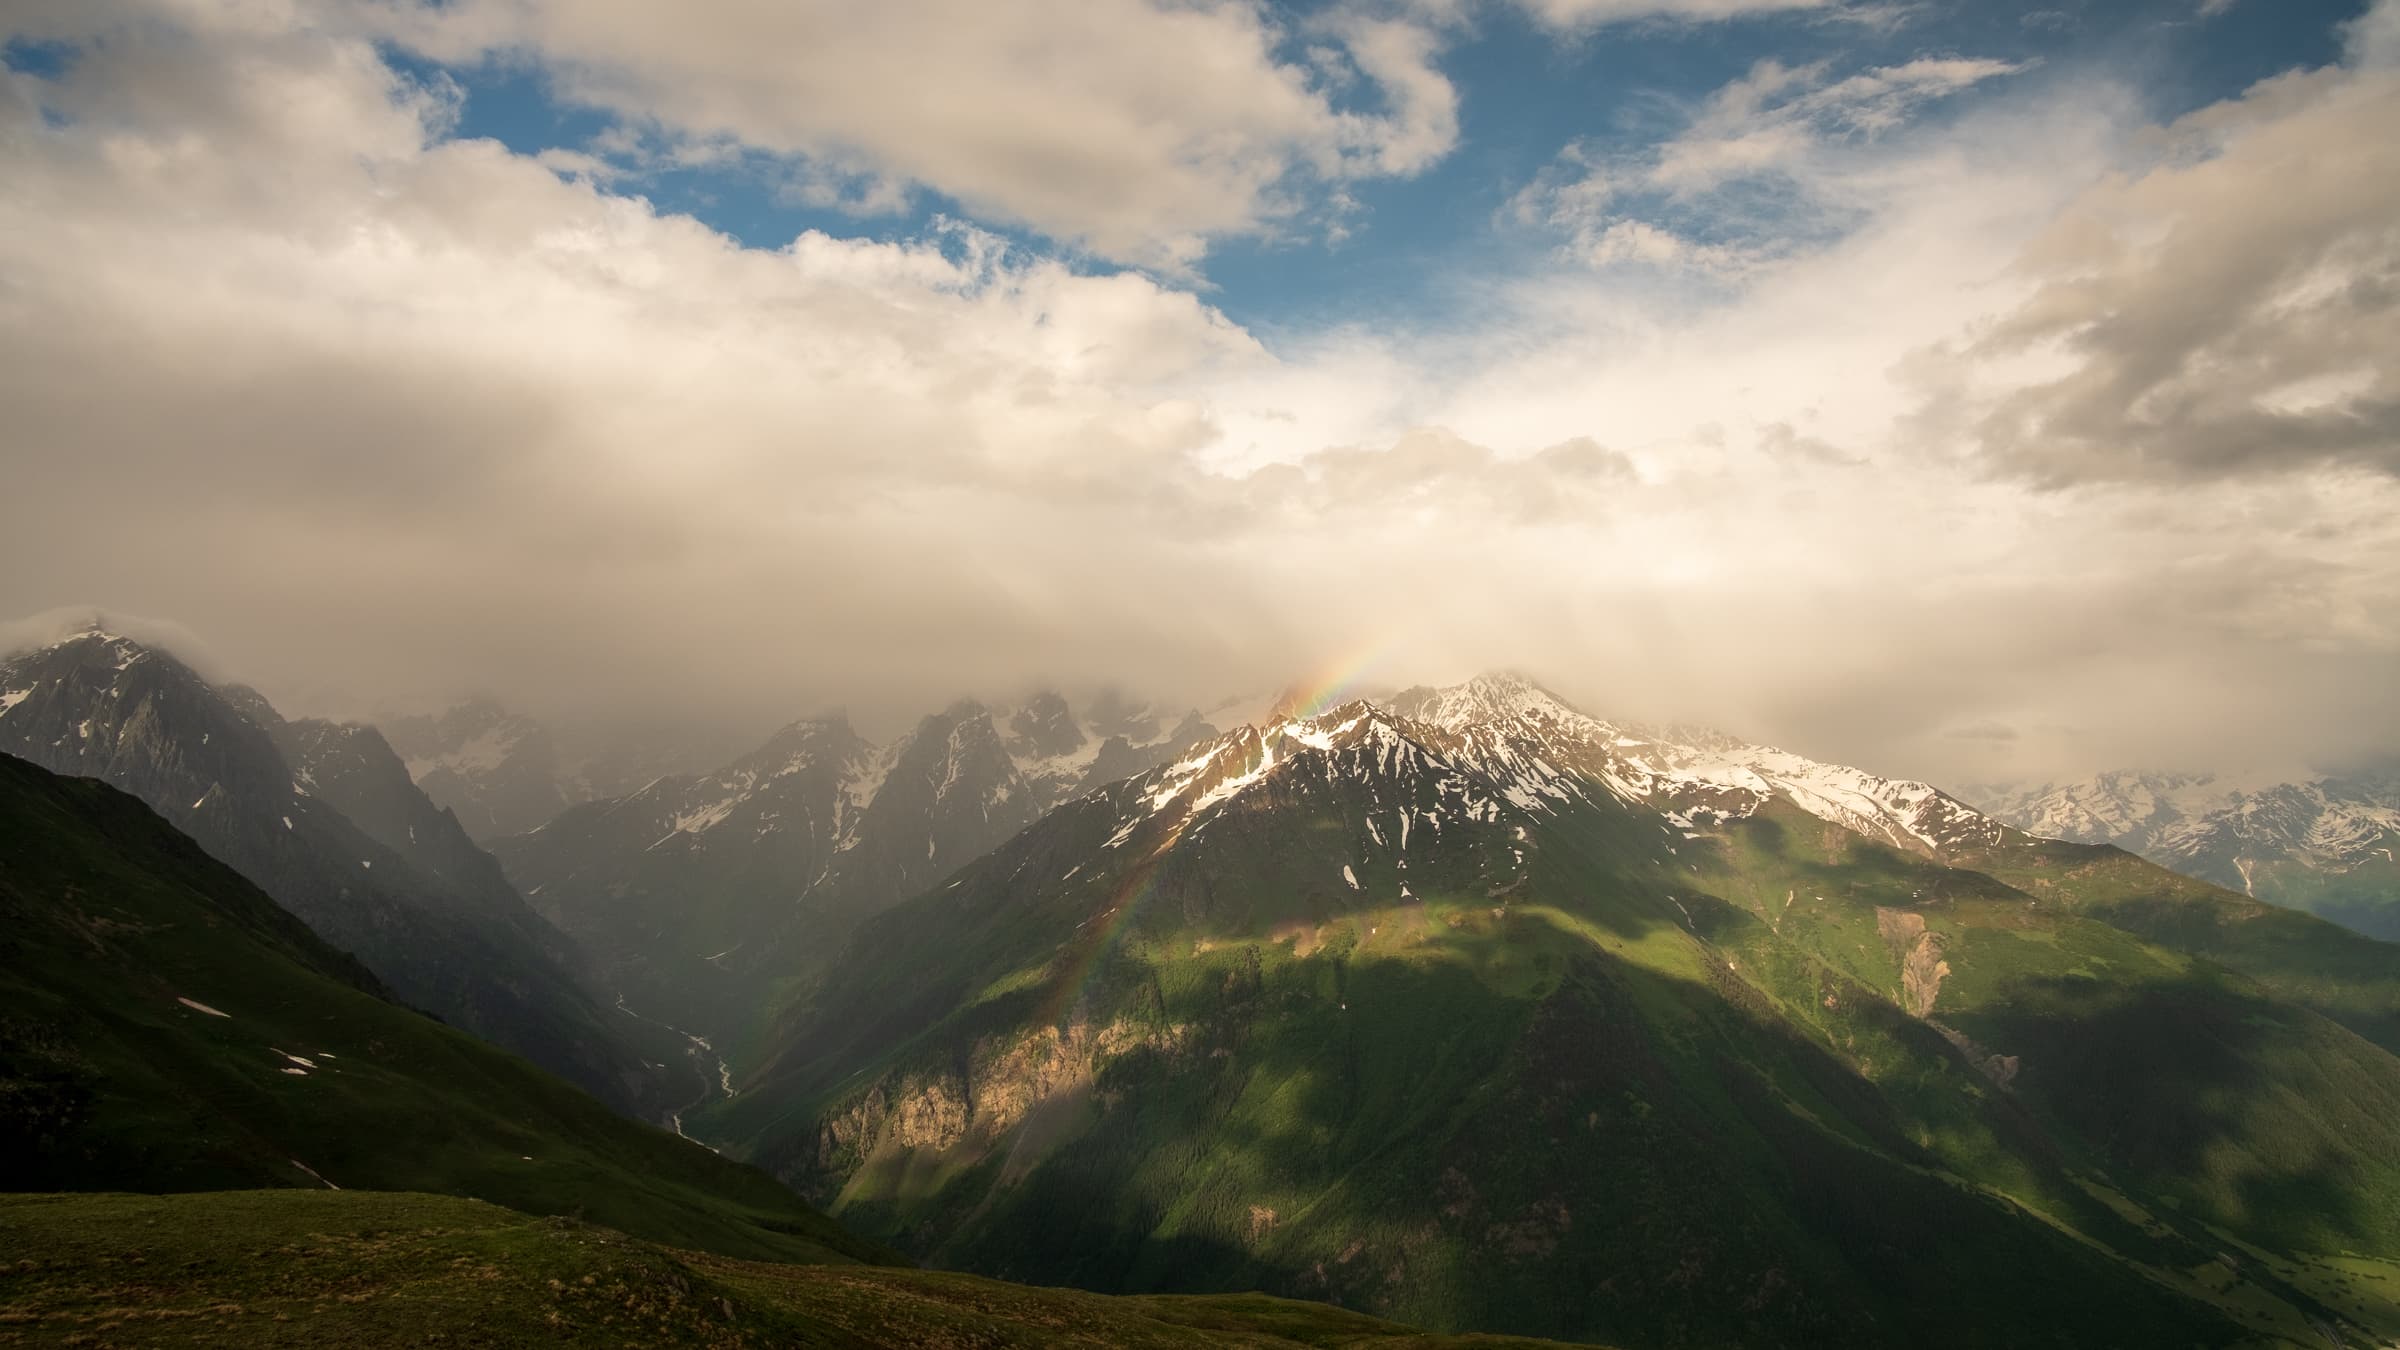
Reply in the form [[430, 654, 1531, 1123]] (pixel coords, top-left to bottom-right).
[[1914, 50, 2400, 483], [1513, 0, 1834, 28], [0, 0, 2393, 784], [2350, 0, 2400, 68], [362, 0, 1461, 271], [1512, 53, 2021, 275], [1653, 56, 2026, 192]]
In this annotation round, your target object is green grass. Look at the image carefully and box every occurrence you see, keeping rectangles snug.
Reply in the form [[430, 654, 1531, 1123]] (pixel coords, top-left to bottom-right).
[[0, 1190, 1579, 1348]]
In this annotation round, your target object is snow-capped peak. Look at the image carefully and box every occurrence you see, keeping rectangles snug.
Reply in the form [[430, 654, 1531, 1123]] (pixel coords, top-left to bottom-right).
[[1388, 675, 2012, 857], [1973, 765, 2400, 900]]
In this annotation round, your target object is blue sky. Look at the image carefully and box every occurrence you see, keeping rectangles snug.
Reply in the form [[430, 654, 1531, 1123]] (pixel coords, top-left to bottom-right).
[[381, 0, 2370, 334]]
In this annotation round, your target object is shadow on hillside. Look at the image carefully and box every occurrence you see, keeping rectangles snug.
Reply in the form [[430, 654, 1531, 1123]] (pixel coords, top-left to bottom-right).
[[1949, 972, 2400, 1260], [1732, 813, 2025, 908], [821, 927, 2317, 1346]]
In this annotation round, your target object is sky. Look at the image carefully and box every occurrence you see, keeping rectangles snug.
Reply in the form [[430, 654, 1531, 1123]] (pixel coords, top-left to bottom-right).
[[1, 0, 2396, 786]]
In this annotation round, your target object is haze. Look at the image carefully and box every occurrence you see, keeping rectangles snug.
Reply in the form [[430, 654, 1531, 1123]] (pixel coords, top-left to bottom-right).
[[3, 0, 2395, 786]]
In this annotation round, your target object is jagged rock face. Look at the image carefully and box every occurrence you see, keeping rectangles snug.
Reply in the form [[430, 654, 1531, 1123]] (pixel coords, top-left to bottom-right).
[[0, 635, 291, 829], [379, 698, 572, 842], [1875, 908, 1951, 1018], [1005, 691, 1085, 761], [840, 703, 1041, 908], [493, 713, 877, 1030], [1976, 771, 2230, 845], [0, 630, 658, 1114], [807, 1016, 1190, 1203]]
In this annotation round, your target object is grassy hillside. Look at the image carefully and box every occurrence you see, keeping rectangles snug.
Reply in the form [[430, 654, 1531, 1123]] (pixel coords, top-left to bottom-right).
[[1956, 833, 2400, 1055], [1690, 804, 2400, 1262], [0, 1190, 1578, 1348], [0, 753, 878, 1266]]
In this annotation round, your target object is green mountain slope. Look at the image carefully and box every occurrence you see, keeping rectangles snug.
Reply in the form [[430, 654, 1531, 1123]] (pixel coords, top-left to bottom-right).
[[0, 1190, 1578, 1348], [0, 751, 878, 1266], [1948, 833, 2400, 1055], [703, 698, 2400, 1348], [1691, 803, 2400, 1261]]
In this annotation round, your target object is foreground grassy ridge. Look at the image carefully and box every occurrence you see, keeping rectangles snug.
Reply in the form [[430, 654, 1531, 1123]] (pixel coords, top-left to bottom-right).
[[0, 754, 880, 1266], [0, 1191, 1576, 1348]]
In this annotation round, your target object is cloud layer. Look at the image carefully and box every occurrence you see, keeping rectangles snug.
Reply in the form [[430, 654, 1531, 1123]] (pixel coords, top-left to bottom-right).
[[369, 0, 1460, 269], [1, 0, 2395, 786]]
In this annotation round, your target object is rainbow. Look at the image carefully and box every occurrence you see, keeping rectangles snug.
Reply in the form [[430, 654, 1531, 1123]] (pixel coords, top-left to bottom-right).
[[1035, 837, 1179, 1029], [1267, 640, 1395, 723], [1033, 640, 1394, 1027]]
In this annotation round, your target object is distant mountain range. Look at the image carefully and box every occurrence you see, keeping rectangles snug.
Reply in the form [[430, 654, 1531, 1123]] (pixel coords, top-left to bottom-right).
[[1972, 766, 2400, 939], [376, 698, 576, 842], [378, 698, 751, 842]]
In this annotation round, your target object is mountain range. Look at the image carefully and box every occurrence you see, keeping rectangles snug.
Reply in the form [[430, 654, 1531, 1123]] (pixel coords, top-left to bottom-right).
[[0, 746, 1546, 1347], [9, 630, 2400, 1347], [1974, 767, 2400, 940]]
